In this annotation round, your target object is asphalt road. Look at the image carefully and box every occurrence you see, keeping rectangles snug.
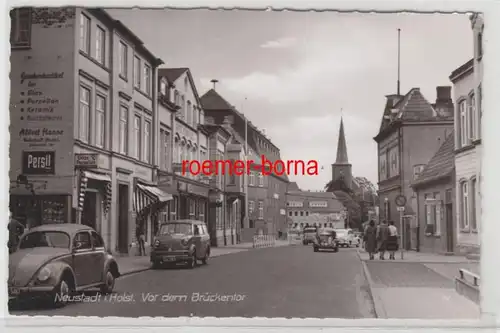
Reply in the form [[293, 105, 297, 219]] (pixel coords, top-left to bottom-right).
[[9, 246, 376, 318]]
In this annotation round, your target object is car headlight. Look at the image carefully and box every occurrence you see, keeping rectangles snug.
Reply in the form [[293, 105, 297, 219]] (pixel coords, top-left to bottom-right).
[[181, 238, 189, 246], [154, 239, 160, 247], [37, 267, 51, 282]]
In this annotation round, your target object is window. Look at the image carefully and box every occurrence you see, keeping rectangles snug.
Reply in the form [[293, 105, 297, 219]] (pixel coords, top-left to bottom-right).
[[193, 107, 198, 127], [181, 95, 186, 116], [119, 42, 128, 78], [79, 86, 91, 143], [288, 211, 292, 217], [478, 84, 482, 138], [249, 172, 255, 186], [306, 211, 309, 216], [119, 105, 128, 154], [10, 8, 31, 48], [258, 173, 264, 187], [187, 102, 192, 125], [477, 32, 483, 58], [95, 26, 105, 65], [95, 95, 105, 148], [300, 211, 304, 216], [413, 164, 425, 180], [79, 13, 90, 54], [471, 178, 477, 231], [160, 129, 170, 170], [294, 211, 298, 216], [469, 93, 476, 141], [143, 120, 151, 163], [170, 197, 177, 220], [189, 199, 196, 217], [132, 115, 141, 159], [460, 181, 469, 230], [174, 90, 180, 106], [160, 80, 167, 96], [258, 201, 264, 219], [91, 232, 104, 248], [74, 232, 91, 250], [144, 64, 151, 95], [432, 192, 441, 235], [134, 56, 141, 89], [249, 201, 254, 214], [198, 201, 206, 221], [227, 159, 236, 185], [459, 100, 468, 147]]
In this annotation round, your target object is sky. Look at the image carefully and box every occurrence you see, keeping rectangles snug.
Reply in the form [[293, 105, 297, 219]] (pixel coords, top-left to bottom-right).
[[108, 9, 473, 191]]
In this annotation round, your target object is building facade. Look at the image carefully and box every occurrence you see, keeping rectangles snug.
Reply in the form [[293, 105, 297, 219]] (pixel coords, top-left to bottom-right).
[[411, 132, 456, 254], [374, 87, 454, 250], [200, 89, 289, 241], [447, 14, 483, 257], [8, 7, 176, 255], [286, 186, 345, 230]]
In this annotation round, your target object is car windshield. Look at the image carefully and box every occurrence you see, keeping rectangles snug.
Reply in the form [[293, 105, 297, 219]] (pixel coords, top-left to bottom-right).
[[19, 231, 70, 249], [304, 228, 316, 234], [159, 223, 193, 235]]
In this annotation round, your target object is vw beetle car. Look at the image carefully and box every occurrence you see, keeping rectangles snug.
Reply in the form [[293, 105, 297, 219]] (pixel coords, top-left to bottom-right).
[[8, 224, 120, 307], [313, 228, 339, 252], [150, 219, 210, 269]]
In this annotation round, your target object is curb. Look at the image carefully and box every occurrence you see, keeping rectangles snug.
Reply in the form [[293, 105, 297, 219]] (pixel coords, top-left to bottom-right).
[[118, 248, 253, 278], [356, 249, 386, 319], [355, 249, 478, 264]]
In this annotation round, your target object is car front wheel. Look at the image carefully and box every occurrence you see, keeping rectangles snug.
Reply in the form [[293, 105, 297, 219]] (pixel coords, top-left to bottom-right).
[[202, 248, 210, 265], [53, 277, 71, 308], [100, 270, 115, 294]]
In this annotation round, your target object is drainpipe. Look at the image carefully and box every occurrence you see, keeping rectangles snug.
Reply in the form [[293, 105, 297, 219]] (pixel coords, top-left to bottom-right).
[[108, 27, 115, 252]]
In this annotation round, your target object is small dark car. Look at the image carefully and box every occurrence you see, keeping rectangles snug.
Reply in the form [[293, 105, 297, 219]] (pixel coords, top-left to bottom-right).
[[313, 228, 339, 253], [150, 220, 210, 269]]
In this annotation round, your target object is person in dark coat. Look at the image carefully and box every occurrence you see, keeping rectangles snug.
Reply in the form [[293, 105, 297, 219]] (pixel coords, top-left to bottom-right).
[[135, 221, 146, 256], [363, 220, 377, 260], [8, 215, 25, 253], [376, 220, 390, 260]]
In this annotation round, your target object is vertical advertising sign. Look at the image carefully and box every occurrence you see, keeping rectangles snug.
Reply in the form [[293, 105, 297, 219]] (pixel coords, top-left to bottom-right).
[[9, 8, 76, 194]]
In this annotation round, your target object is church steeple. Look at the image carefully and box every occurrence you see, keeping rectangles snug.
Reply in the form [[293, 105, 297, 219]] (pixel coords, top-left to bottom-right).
[[335, 117, 349, 164], [331, 116, 353, 190]]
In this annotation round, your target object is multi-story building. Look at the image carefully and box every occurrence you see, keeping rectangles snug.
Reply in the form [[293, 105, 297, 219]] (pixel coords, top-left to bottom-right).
[[373, 86, 454, 250], [200, 88, 289, 241], [447, 13, 483, 257], [8, 7, 174, 255], [286, 184, 345, 230]]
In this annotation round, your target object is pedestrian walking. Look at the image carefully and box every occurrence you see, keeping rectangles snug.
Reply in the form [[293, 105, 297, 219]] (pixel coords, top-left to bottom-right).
[[387, 220, 399, 260], [135, 220, 146, 256], [363, 220, 377, 260], [376, 220, 390, 260]]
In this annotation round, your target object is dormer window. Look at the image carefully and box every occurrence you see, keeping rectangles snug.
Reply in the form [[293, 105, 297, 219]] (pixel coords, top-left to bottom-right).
[[160, 79, 167, 96]]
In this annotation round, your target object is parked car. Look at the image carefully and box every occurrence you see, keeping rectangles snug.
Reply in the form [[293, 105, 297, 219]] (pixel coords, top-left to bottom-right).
[[336, 228, 355, 247], [8, 223, 120, 307], [302, 226, 318, 245], [313, 228, 339, 253], [150, 219, 210, 269]]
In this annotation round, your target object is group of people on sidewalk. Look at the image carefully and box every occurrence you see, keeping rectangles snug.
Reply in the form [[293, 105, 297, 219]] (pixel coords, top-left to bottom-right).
[[363, 219, 399, 260]]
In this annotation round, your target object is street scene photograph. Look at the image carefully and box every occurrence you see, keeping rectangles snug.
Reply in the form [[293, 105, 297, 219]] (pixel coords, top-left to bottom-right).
[[8, 7, 482, 319]]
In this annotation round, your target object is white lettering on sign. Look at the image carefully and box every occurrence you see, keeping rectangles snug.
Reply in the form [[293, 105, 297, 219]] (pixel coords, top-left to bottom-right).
[[28, 153, 52, 169], [75, 154, 98, 166], [309, 201, 328, 208], [287, 201, 303, 207]]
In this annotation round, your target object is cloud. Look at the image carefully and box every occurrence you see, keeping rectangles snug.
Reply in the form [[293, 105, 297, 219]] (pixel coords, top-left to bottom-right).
[[260, 37, 297, 49]]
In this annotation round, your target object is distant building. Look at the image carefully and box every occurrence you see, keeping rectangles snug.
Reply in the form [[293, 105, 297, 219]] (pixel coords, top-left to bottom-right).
[[200, 89, 288, 241], [447, 13, 483, 258], [286, 183, 345, 230], [374, 86, 454, 251]]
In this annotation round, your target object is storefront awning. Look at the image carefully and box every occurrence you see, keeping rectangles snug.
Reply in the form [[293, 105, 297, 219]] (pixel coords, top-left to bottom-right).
[[83, 170, 111, 182], [134, 183, 173, 217]]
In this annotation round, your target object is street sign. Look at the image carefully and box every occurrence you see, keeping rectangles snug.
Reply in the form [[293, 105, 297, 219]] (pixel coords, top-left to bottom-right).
[[397, 206, 405, 212], [395, 194, 407, 207]]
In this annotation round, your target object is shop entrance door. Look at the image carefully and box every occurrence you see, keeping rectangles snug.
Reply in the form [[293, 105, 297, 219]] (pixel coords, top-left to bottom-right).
[[82, 190, 97, 230], [118, 184, 129, 254]]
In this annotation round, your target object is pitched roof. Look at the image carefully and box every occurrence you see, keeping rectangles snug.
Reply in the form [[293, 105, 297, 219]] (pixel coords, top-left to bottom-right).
[[287, 182, 300, 191], [334, 117, 349, 164], [200, 88, 234, 110], [412, 131, 455, 188], [395, 88, 436, 120], [158, 68, 188, 84]]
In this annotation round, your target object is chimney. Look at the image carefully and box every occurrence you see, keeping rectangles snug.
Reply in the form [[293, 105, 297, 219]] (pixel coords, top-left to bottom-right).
[[222, 115, 232, 128], [436, 86, 452, 103]]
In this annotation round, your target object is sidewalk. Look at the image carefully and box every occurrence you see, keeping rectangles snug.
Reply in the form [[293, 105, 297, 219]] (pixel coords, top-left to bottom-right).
[[357, 249, 480, 319], [117, 240, 290, 276]]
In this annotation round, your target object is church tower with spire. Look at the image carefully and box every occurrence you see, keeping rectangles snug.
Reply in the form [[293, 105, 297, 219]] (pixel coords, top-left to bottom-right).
[[331, 117, 353, 190]]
